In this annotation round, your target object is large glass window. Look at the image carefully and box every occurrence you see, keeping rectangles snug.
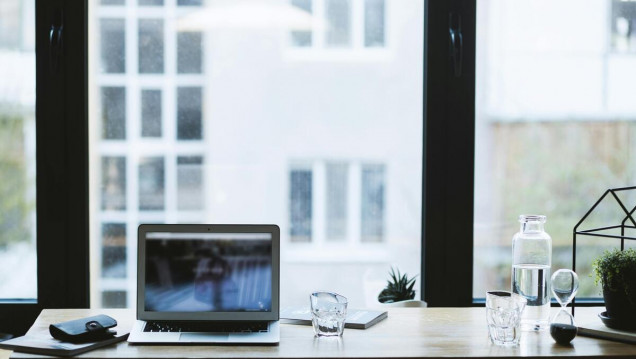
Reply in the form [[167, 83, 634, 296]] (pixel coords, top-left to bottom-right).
[[474, 0, 636, 300], [0, 0, 36, 299], [90, 0, 422, 308]]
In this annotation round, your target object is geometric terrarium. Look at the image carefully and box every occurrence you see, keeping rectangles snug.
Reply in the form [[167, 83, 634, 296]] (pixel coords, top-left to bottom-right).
[[572, 186, 636, 318]]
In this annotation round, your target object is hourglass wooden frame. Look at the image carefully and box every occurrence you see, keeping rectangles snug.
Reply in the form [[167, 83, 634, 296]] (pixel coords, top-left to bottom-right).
[[572, 185, 636, 315]]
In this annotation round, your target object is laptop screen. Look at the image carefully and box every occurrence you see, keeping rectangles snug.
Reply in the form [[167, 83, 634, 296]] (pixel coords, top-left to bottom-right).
[[145, 232, 272, 312], [137, 224, 280, 321]]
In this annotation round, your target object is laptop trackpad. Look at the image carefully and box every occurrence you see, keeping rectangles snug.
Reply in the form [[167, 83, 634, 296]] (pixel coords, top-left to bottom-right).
[[180, 333, 229, 342]]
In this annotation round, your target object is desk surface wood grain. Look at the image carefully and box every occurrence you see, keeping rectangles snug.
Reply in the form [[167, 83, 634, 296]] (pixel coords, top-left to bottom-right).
[[7, 307, 636, 359]]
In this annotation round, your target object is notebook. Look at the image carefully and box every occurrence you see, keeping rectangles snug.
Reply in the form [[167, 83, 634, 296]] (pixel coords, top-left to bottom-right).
[[127, 224, 280, 344]]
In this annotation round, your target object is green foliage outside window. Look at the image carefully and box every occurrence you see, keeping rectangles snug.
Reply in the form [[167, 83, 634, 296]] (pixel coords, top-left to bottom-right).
[[0, 114, 33, 248]]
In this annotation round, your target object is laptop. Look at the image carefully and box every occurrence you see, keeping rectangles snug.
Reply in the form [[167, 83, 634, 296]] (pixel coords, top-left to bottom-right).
[[128, 224, 280, 344]]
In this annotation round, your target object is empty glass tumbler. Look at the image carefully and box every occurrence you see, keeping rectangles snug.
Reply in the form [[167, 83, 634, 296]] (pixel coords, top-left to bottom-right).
[[310, 291, 348, 337], [486, 291, 527, 346]]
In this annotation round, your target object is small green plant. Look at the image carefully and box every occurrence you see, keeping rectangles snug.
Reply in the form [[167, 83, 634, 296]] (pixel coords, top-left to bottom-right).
[[378, 267, 417, 303], [592, 248, 636, 301]]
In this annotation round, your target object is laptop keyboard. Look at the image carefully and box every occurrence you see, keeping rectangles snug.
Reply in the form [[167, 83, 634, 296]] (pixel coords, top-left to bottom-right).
[[143, 321, 269, 333]]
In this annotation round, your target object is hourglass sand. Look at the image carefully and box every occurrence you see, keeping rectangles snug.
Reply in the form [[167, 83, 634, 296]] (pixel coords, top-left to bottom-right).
[[550, 269, 579, 345]]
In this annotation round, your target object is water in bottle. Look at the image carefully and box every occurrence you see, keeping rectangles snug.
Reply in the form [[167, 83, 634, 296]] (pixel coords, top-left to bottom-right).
[[511, 215, 552, 331]]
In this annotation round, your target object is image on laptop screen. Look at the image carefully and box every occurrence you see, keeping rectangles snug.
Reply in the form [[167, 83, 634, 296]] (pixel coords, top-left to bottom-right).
[[144, 232, 272, 312]]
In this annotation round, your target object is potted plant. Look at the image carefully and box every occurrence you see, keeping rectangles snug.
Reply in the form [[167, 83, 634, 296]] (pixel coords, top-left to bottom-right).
[[592, 248, 636, 320], [378, 267, 422, 306]]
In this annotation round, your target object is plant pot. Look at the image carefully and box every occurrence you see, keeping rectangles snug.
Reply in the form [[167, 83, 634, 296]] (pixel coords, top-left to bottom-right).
[[378, 299, 427, 308], [603, 287, 636, 320]]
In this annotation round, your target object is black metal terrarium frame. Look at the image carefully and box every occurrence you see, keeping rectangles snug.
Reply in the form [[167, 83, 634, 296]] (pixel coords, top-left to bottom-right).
[[572, 185, 636, 315]]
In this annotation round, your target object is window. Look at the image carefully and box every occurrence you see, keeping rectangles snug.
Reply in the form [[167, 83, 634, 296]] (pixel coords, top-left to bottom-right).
[[176, 87, 202, 140], [102, 290, 127, 308], [139, 157, 165, 211], [326, 163, 348, 241], [0, 0, 37, 299], [101, 223, 127, 278], [177, 32, 203, 74], [473, 0, 636, 301], [139, 0, 164, 6], [290, 169, 313, 242], [101, 87, 126, 139], [364, 0, 385, 47], [291, 0, 313, 47], [611, 0, 636, 52], [288, 161, 387, 244], [88, 0, 422, 310], [361, 164, 385, 242], [138, 19, 164, 74], [141, 89, 162, 137], [289, 0, 387, 50], [177, 0, 202, 6], [101, 157, 127, 210], [325, 0, 352, 47], [177, 156, 204, 210], [100, 19, 125, 73]]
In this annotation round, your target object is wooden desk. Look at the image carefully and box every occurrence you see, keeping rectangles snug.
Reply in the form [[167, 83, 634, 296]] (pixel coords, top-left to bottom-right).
[[5, 307, 635, 359]]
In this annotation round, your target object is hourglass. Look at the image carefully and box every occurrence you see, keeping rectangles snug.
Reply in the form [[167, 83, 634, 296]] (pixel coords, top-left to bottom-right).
[[550, 269, 579, 345]]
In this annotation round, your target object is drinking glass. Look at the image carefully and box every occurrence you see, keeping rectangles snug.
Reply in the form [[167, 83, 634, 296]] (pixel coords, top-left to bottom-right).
[[486, 291, 527, 346], [310, 291, 348, 337]]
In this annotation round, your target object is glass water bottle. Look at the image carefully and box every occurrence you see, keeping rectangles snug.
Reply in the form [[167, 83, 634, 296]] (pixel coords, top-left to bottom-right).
[[511, 214, 552, 331]]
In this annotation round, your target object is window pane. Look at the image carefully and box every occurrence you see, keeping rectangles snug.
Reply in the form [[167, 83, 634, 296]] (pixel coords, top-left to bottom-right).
[[101, 0, 125, 5], [177, 0, 202, 6], [102, 291, 127, 308], [100, 19, 125, 73], [326, 163, 347, 240], [361, 164, 385, 242], [0, 0, 36, 299], [139, 0, 163, 6], [291, 0, 312, 47], [290, 169, 312, 242], [138, 19, 164, 74], [364, 0, 385, 47], [474, 0, 632, 299], [101, 223, 127, 278], [101, 157, 126, 210], [177, 87, 202, 140], [611, 0, 636, 52], [141, 89, 162, 137], [90, 0, 423, 309], [177, 156, 204, 210], [177, 32, 202, 74], [326, 0, 351, 47], [139, 157, 165, 211], [101, 87, 126, 139]]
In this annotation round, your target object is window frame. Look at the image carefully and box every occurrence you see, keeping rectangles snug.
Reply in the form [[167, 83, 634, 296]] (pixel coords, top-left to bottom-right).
[[2, 0, 483, 336], [422, 0, 476, 307], [0, 0, 90, 336]]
